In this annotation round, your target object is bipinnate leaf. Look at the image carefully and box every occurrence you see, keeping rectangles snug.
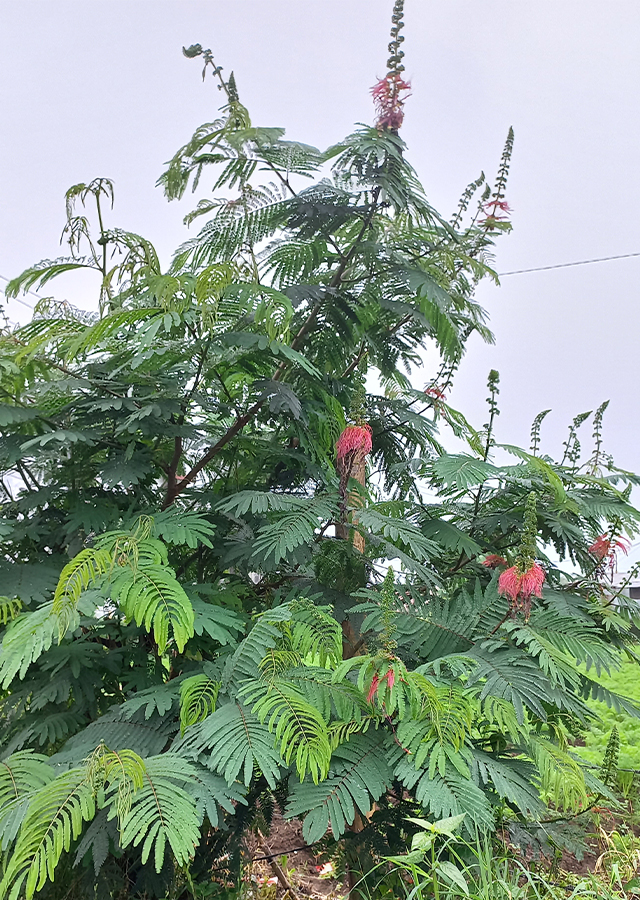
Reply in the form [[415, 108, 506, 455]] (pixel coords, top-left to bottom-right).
[[111, 755, 200, 872], [285, 732, 392, 842], [174, 701, 283, 788], [111, 565, 194, 653]]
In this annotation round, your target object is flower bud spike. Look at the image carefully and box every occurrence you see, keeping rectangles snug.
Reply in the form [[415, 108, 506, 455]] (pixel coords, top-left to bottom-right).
[[497, 493, 545, 620]]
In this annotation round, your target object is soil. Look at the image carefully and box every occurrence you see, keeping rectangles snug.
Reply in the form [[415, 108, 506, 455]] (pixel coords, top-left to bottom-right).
[[246, 803, 640, 898], [248, 812, 346, 898]]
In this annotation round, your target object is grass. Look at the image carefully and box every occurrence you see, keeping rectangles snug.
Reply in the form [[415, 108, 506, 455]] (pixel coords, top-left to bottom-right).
[[573, 659, 640, 771]]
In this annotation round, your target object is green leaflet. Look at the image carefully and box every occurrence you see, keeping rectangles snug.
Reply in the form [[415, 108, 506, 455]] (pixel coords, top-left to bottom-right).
[[239, 677, 331, 783], [175, 701, 283, 789], [112, 755, 201, 872], [285, 732, 392, 842], [0, 767, 96, 900], [0, 604, 68, 688], [110, 564, 194, 654]]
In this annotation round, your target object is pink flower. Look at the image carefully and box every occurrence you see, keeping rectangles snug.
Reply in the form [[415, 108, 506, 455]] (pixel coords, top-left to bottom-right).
[[498, 563, 545, 601], [518, 564, 546, 599], [498, 563, 545, 620], [367, 673, 380, 704], [383, 668, 395, 690], [479, 199, 512, 228], [589, 534, 630, 561], [336, 424, 372, 461], [482, 554, 508, 569], [425, 385, 446, 405], [498, 566, 523, 602], [371, 73, 411, 132]]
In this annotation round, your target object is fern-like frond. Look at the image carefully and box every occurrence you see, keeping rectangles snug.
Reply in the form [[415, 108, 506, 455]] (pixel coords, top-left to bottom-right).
[[0, 604, 64, 689], [222, 604, 293, 687], [180, 764, 247, 828], [150, 510, 216, 548], [285, 666, 367, 723], [110, 565, 194, 653], [111, 755, 201, 872], [0, 767, 96, 900], [50, 710, 172, 767], [393, 754, 494, 834], [289, 600, 342, 667], [285, 732, 392, 842], [52, 548, 113, 637], [0, 599, 22, 627], [0, 752, 54, 851], [179, 673, 220, 735], [469, 646, 557, 724], [239, 677, 331, 783], [174, 701, 283, 789], [190, 598, 245, 645], [527, 735, 587, 812], [250, 498, 337, 568], [471, 749, 543, 819]]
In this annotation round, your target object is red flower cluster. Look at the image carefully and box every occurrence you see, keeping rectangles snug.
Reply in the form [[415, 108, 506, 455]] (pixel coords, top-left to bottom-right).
[[425, 385, 446, 406], [371, 73, 411, 131], [336, 424, 372, 461], [482, 554, 508, 569], [588, 534, 630, 562], [479, 199, 512, 228], [366, 668, 395, 704], [498, 562, 545, 619]]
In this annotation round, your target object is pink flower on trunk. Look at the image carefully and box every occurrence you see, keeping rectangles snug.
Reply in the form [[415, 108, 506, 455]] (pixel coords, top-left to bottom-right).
[[336, 424, 372, 461]]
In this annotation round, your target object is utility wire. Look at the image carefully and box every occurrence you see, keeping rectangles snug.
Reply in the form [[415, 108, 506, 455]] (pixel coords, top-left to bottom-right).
[[0, 275, 36, 311], [499, 251, 640, 277], [1, 248, 639, 310]]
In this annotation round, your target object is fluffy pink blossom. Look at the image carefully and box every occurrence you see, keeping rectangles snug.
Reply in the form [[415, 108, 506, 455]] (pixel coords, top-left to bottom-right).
[[425, 385, 446, 406], [589, 534, 630, 561], [518, 564, 546, 599], [336, 424, 372, 461], [482, 554, 508, 569], [498, 562, 545, 620], [479, 199, 512, 228], [371, 73, 411, 131], [498, 563, 545, 601]]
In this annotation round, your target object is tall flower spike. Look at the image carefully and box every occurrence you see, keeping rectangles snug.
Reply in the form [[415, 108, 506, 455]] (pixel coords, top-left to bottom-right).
[[497, 493, 545, 620], [371, 0, 411, 132]]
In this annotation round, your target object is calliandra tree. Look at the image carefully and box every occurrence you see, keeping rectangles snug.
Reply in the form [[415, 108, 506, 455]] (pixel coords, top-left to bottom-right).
[[0, 2, 640, 898]]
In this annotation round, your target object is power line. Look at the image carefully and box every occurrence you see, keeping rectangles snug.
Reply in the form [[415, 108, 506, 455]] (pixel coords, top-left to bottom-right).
[[0, 275, 35, 311], [499, 251, 640, 276], [1, 248, 639, 312]]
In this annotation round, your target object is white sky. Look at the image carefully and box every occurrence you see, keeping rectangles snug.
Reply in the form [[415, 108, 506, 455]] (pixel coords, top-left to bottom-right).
[[2, 1, 640, 560]]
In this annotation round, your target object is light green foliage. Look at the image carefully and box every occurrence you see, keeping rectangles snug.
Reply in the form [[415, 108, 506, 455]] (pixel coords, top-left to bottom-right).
[[179, 672, 221, 734], [286, 732, 393, 842], [574, 660, 640, 771]]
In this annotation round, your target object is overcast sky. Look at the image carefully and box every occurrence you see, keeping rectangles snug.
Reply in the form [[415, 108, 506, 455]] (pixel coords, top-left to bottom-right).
[[2, 1, 640, 561]]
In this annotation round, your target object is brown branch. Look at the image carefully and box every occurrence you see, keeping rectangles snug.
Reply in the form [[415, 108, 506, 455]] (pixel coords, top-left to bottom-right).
[[163, 190, 383, 508], [257, 832, 299, 898], [161, 399, 263, 509], [341, 342, 368, 379]]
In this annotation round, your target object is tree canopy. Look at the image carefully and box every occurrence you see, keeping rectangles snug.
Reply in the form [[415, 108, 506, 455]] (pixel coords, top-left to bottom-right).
[[1, 6, 639, 898]]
